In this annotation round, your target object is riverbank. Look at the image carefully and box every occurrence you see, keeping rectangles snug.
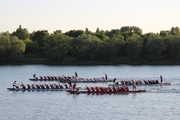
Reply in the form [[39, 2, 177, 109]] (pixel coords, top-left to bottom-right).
[[1, 61, 180, 65]]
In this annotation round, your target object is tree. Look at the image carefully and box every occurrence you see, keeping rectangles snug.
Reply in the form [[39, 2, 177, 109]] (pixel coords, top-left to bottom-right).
[[12, 25, 29, 40], [96, 28, 100, 33], [160, 30, 168, 38], [161, 35, 174, 61], [172, 37, 180, 61], [71, 34, 102, 60], [23, 38, 39, 55], [126, 34, 142, 61], [85, 28, 92, 34], [53, 30, 62, 34], [145, 38, 166, 61], [110, 34, 126, 57], [105, 29, 120, 38], [120, 26, 142, 36], [94, 32, 109, 42], [170, 27, 180, 36], [45, 32, 73, 61], [64, 30, 84, 38], [0, 34, 25, 62], [30, 30, 49, 47]]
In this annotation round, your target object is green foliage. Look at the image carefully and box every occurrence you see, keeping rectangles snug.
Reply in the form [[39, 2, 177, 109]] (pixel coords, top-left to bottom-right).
[[126, 34, 142, 61], [146, 38, 166, 61], [120, 26, 142, 36], [162, 35, 175, 60], [110, 34, 126, 57], [105, 29, 120, 38], [94, 32, 109, 42], [45, 32, 73, 61], [170, 27, 180, 36], [31, 30, 49, 47], [12, 25, 29, 40], [24, 38, 39, 54], [0, 34, 25, 62], [71, 34, 103, 60], [65, 30, 84, 38], [172, 37, 180, 61], [160, 30, 168, 38], [1, 26, 180, 64], [85, 28, 92, 34]]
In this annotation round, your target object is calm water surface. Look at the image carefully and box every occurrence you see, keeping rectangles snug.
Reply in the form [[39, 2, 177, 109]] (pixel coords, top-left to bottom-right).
[[0, 65, 180, 120]]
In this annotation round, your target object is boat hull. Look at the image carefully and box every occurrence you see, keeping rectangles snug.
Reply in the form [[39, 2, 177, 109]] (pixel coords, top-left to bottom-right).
[[108, 82, 171, 87], [7, 88, 78, 91], [67, 90, 146, 94], [29, 78, 113, 83]]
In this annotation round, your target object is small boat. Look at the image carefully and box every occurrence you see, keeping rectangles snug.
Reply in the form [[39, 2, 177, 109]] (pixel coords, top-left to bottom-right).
[[108, 82, 171, 87], [7, 87, 80, 91], [67, 89, 146, 94]]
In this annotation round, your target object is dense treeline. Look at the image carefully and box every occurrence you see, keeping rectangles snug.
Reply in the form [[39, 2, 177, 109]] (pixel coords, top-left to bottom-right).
[[1, 25, 180, 64]]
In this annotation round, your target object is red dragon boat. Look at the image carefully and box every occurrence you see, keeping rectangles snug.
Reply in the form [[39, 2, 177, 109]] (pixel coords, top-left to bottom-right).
[[66, 86, 146, 94]]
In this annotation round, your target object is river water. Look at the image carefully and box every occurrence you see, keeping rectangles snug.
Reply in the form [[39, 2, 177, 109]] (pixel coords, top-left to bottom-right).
[[0, 65, 180, 120]]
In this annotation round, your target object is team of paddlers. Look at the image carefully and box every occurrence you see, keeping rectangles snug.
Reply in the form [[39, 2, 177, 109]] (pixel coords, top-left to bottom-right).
[[31, 74, 163, 85], [11, 81, 133, 93], [32, 74, 108, 82], [115, 79, 161, 85], [85, 86, 130, 93], [10, 73, 165, 93], [12, 82, 77, 89]]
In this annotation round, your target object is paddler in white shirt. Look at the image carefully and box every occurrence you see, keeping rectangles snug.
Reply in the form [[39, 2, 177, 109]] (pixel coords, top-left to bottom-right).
[[12, 81, 17, 88]]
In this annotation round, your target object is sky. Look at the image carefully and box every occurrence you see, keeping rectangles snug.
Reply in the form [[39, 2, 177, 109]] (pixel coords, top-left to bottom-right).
[[0, 0, 180, 34]]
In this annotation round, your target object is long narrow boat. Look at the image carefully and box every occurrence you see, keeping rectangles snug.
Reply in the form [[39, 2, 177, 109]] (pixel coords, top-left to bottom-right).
[[7, 87, 79, 91], [29, 78, 113, 83], [67, 89, 146, 94], [108, 82, 171, 87]]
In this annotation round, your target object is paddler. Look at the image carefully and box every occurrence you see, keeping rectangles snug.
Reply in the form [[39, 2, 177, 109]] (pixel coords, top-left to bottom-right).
[[73, 83, 77, 89], [68, 81, 72, 88], [33, 74, 36, 79], [160, 75, 163, 83], [12, 81, 16, 88], [75, 72, 78, 78], [65, 83, 68, 89], [113, 78, 117, 84], [105, 74, 108, 80], [132, 82, 136, 91], [72, 83, 77, 92]]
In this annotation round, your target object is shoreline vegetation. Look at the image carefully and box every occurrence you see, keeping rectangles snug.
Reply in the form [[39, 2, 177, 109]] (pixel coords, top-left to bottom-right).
[[1, 25, 180, 65], [1, 61, 180, 65]]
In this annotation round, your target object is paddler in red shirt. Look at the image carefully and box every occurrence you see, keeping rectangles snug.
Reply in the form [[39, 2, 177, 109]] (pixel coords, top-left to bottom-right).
[[73, 83, 77, 89]]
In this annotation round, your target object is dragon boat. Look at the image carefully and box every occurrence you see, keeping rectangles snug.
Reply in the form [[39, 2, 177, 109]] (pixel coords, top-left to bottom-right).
[[8, 82, 80, 91], [7, 87, 78, 91], [67, 89, 146, 94], [108, 82, 171, 87], [108, 79, 171, 87], [29, 74, 112, 83], [66, 86, 146, 94], [29, 78, 113, 83]]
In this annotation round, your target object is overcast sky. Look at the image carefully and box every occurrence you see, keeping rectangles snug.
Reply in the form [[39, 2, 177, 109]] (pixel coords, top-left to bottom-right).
[[1, 0, 180, 34]]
